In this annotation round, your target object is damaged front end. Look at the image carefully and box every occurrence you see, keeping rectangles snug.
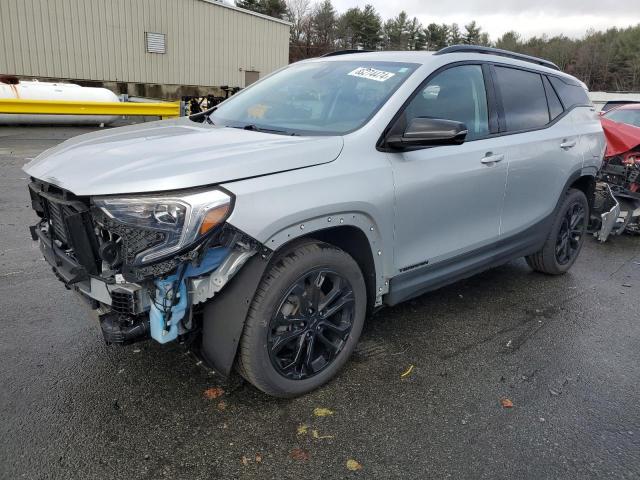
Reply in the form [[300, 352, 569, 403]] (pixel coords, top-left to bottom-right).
[[27, 180, 265, 370], [594, 117, 640, 240]]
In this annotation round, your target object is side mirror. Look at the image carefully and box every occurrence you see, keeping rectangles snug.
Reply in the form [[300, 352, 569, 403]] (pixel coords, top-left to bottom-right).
[[386, 117, 468, 150]]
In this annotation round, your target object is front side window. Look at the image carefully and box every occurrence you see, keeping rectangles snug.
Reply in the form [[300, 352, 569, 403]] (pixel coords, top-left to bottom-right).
[[603, 108, 640, 128], [494, 66, 549, 131], [209, 61, 418, 135], [403, 65, 489, 140]]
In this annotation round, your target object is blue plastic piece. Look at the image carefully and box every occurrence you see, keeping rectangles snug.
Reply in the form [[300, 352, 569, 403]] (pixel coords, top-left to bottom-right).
[[149, 247, 230, 344]]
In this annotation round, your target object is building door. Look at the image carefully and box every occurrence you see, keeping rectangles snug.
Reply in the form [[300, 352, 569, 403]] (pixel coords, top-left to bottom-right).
[[244, 70, 260, 87]]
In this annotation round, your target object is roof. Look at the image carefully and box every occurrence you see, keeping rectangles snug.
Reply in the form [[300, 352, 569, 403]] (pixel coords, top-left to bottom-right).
[[607, 102, 640, 110], [199, 0, 292, 26], [305, 50, 579, 83]]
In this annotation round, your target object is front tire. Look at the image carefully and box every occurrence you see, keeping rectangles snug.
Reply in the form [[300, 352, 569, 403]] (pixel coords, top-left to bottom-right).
[[236, 240, 367, 397], [526, 188, 588, 275]]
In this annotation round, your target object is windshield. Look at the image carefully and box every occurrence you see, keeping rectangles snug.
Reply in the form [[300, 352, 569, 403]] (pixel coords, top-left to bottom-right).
[[604, 108, 640, 128], [210, 60, 419, 135]]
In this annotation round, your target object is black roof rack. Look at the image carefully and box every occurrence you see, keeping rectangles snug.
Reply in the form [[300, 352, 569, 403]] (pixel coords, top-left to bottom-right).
[[321, 49, 372, 57], [435, 45, 560, 71]]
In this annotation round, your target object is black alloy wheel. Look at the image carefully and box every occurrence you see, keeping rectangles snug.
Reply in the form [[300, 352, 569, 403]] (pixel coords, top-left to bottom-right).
[[525, 188, 589, 275], [555, 202, 586, 265], [268, 268, 355, 380]]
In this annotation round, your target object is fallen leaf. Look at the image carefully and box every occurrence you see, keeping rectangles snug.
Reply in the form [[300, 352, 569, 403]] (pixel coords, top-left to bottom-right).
[[312, 429, 334, 439], [297, 424, 309, 435], [255, 453, 263, 463], [203, 387, 225, 400], [313, 407, 334, 417], [289, 448, 310, 461], [217, 400, 227, 411], [346, 459, 363, 471], [500, 397, 514, 408], [400, 364, 414, 378], [241, 455, 249, 466]]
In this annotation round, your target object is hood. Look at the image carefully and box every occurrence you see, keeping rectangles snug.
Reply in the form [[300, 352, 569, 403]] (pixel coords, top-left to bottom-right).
[[23, 117, 344, 195], [601, 117, 640, 157]]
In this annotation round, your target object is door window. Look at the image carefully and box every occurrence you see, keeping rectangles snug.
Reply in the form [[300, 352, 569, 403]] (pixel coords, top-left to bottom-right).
[[404, 65, 489, 140], [494, 66, 549, 131]]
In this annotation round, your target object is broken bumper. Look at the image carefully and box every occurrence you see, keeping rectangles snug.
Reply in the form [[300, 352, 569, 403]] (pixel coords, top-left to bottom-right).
[[593, 183, 622, 242]]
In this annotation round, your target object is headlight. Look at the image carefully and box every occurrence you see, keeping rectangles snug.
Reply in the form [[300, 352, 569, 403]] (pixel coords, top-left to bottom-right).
[[94, 188, 232, 263]]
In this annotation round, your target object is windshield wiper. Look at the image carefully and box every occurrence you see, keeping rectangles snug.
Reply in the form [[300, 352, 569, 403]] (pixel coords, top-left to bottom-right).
[[189, 106, 217, 125], [234, 124, 297, 136]]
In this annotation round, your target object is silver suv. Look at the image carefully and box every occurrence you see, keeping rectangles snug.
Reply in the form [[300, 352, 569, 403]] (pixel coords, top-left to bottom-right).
[[24, 46, 605, 397]]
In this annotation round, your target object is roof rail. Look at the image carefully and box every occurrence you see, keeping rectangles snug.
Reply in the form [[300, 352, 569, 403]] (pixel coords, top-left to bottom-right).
[[321, 49, 372, 57], [435, 45, 560, 71]]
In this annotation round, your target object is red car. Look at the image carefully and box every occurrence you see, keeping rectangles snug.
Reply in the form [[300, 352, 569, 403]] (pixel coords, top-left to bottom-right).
[[598, 103, 640, 234]]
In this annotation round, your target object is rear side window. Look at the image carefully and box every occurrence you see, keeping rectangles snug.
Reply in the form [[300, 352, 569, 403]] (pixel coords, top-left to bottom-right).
[[543, 76, 564, 120], [494, 66, 549, 131], [548, 76, 590, 109]]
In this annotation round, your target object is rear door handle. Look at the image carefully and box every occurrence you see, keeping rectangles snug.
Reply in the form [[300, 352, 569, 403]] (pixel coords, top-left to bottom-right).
[[560, 139, 577, 149], [480, 153, 504, 164]]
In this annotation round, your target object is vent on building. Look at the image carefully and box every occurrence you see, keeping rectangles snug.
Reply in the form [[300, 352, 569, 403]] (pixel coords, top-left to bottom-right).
[[145, 32, 166, 54]]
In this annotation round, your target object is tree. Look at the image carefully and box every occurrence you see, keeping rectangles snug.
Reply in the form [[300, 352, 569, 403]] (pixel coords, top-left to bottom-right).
[[359, 4, 383, 50], [406, 17, 426, 50], [496, 31, 521, 51], [311, 0, 337, 51], [449, 23, 462, 45], [425, 23, 449, 50], [236, 0, 288, 19], [383, 11, 409, 50], [247, 0, 640, 91], [463, 20, 481, 45], [335, 7, 361, 49]]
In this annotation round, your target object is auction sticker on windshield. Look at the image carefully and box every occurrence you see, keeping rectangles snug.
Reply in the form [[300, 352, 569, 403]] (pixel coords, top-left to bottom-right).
[[348, 67, 395, 82]]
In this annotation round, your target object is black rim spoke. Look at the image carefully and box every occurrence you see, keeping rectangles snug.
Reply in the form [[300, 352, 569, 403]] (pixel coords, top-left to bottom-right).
[[271, 328, 305, 355], [267, 268, 355, 380], [555, 202, 585, 265]]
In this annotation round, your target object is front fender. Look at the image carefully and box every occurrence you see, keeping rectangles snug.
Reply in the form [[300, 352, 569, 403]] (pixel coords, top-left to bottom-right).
[[260, 211, 388, 303]]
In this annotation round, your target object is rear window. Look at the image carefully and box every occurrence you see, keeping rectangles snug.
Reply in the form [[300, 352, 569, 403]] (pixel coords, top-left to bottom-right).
[[543, 76, 564, 120], [603, 108, 640, 128], [494, 66, 549, 131], [548, 76, 590, 109]]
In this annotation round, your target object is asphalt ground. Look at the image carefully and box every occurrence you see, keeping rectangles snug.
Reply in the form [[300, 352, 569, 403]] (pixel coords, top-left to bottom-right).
[[1, 125, 639, 480]]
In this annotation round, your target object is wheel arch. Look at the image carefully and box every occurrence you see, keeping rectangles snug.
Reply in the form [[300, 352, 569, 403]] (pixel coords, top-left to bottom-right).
[[568, 172, 596, 211], [298, 226, 378, 314], [201, 219, 385, 377]]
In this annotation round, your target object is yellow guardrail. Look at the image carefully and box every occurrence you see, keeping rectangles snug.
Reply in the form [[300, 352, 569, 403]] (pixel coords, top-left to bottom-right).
[[0, 98, 181, 118]]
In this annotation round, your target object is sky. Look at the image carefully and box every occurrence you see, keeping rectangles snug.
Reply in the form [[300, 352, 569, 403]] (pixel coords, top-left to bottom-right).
[[330, 0, 640, 40]]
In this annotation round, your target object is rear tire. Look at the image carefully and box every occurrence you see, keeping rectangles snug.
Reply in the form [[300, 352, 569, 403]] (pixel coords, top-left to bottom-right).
[[236, 240, 367, 398], [526, 188, 588, 275]]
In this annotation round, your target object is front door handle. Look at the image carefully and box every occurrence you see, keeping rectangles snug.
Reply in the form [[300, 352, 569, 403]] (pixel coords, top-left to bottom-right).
[[560, 139, 577, 149], [480, 153, 504, 164]]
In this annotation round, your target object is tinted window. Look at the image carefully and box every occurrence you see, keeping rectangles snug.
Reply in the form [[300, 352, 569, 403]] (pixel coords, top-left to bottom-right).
[[404, 65, 489, 140], [494, 66, 548, 131], [543, 76, 564, 120], [548, 76, 590, 108], [604, 108, 640, 128]]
